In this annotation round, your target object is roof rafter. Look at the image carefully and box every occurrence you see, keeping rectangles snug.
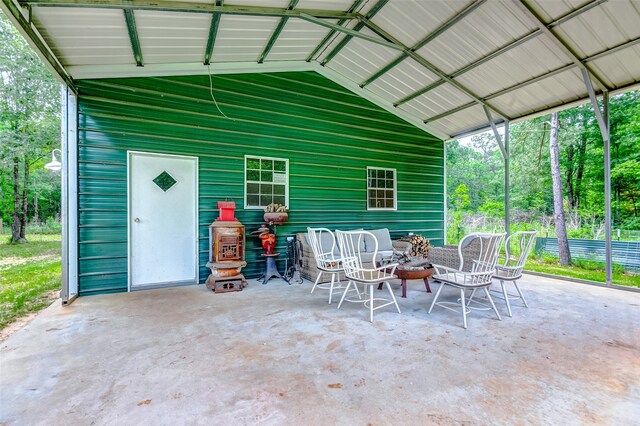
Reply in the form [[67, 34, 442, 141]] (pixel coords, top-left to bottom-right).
[[203, 0, 223, 66], [123, 9, 143, 66], [360, 0, 486, 88], [305, 0, 364, 62], [514, 0, 609, 90], [300, 14, 402, 52], [319, 0, 389, 66], [547, 0, 608, 28], [258, 0, 299, 64], [359, 17, 510, 120], [19, 0, 357, 18]]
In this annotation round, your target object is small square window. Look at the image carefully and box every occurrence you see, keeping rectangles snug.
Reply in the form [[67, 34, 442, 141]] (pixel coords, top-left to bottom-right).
[[245, 156, 289, 209], [366, 167, 395, 210]]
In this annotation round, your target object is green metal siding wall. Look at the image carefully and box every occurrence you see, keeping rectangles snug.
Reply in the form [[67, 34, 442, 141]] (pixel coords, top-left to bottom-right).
[[76, 71, 444, 295]]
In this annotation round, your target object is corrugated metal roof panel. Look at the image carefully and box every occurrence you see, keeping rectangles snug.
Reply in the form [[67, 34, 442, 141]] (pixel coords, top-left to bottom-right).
[[587, 45, 640, 90], [372, 0, 468, 48], [212, 15, 279, 63], [428, 103, 487, 137], [297, 0, 355, 10], [32, 8, 133, 66], [12, 0, 640, 141], [551, 1, 640, 58], [488, 67, 587, 119], [367, 58, 440, 103], [135, 11, 210, 64], [455, 34, 572, 98], [421, 1, 538, 75], [401, 83, 474, 120], [326, 27, 400, 85], [268, 19, 334, 61]]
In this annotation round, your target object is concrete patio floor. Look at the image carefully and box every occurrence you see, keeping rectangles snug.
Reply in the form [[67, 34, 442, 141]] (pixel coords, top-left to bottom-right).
[[1, 274, 639, 425]]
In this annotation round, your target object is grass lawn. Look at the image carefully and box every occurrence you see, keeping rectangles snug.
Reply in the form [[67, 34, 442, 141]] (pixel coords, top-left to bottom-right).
[[525, 258, 640, 288], [0, 234, 62, 331]]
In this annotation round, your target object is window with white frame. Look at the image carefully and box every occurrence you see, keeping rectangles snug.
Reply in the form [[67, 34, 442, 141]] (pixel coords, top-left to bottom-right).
[[245, 155, 289, 209], [367, 167, 396, 210]]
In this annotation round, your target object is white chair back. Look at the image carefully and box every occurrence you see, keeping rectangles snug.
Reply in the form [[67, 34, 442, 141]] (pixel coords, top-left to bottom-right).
[[459, 233, 506, 284], [336, 230, 379, 282], [307, 227, 341, 271], [497, 231, 537, 279]]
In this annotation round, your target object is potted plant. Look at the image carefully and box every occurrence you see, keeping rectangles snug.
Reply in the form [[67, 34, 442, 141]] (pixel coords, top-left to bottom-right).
[[264, 203, 288, 225]]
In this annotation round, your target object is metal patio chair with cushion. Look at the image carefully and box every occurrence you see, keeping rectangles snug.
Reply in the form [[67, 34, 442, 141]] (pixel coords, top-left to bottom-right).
[[490, 231, 537, 317], [307, 227, 350, 304], [428, 233, 506, 329], [336, 230, 401, 323]]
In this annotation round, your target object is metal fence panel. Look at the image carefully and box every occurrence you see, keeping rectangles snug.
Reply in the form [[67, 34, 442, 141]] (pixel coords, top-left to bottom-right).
[[535, 238, 640, 273]]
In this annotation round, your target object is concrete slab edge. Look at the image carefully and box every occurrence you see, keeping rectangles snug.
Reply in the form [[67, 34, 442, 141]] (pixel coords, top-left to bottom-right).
[[523, 270, 640, 293]]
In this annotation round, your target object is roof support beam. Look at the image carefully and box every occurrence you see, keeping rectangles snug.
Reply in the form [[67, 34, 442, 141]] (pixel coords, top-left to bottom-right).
[[20, 0, 357, 19], [320, 0, 389, 66], [305, 0, 364, 62], [1, 0, 75, 91], [514, 0, 609, 90], [484, 106, 510, 235], [359, 17, 509, 121], [395, 29, 542, 106], [583, 69, 612, 285], [203, 0, 223, 66], [360, 0, 486, 88], [300, 13, 402, 52], [123, 9, 143, 66], [259, 0, 298, 63]]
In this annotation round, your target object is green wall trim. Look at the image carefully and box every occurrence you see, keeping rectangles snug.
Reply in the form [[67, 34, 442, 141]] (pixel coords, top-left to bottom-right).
[[76, 71, 444, 295]]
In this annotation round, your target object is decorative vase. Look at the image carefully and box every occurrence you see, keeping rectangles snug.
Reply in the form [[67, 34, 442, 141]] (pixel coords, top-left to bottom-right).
[[264, 212, 288, 225]]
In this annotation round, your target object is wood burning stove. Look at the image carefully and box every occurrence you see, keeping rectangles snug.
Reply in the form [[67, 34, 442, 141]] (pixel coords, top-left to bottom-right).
[[205, 201, 247, 292]]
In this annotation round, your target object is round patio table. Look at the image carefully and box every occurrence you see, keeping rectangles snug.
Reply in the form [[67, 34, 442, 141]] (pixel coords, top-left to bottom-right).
[[377, 258, 434, 298]]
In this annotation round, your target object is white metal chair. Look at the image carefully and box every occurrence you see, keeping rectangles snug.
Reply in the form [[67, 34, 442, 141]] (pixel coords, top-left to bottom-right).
[[490, 231, 537, 317], [336, 230, 400, 323], [307, 227, 349, 304], [429, 233, 506, 329]]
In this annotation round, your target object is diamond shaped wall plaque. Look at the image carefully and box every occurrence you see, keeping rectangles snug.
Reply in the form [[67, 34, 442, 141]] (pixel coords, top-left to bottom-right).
[[153, 171, 177, 192]]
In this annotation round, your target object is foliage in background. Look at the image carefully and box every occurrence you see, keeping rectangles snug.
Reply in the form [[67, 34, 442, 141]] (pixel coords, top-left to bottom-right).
[[0, 12, 61, 241], [447, 90, 640, 243]]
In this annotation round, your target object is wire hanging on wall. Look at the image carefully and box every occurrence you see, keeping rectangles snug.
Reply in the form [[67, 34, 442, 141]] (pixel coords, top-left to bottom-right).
[[207, 64, 234, 121]]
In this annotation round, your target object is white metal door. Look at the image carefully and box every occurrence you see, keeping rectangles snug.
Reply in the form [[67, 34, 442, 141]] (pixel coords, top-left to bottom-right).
[[129, 152, 198, 290]]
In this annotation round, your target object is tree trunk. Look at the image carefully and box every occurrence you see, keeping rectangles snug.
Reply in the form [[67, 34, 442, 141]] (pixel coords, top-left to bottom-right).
[[20, 153, 29, 240], [11, 158, 26, 243], [549, 112, 571, 265], [34, 191, 39, 224]]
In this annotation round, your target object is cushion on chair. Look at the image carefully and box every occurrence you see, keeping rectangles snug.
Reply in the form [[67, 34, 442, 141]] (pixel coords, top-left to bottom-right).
[[363, 228, 394, 252]]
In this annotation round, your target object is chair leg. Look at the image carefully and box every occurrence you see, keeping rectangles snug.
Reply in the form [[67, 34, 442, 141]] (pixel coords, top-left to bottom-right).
[[369, 286, 375, 323], [337, 281, 352, 309], [328, 273, 336, 305], [513, 281, 529, 307], [468, 288, 477, 304], [310, 271, 321, 294], [385, 282, 401, 314], [460, 289, 468, 329], [501, 280, 512, 317], [483, 287, 502, 321], [428, 282, 445, 314]]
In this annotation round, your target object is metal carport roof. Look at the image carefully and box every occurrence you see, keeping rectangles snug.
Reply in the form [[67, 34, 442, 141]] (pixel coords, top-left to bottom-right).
[[2, 0, 639, 141]]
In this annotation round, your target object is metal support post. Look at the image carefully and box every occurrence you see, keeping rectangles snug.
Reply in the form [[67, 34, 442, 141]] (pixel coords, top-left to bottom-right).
[[603, 92, 612, 285], [581, 69, 612, 285], [504, 120, 510, 237], [483, 106, 510, 235]]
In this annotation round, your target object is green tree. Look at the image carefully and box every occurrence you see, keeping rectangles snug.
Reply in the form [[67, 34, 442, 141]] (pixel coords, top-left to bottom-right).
[[0, 12, 61, 241]]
